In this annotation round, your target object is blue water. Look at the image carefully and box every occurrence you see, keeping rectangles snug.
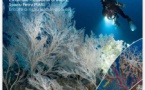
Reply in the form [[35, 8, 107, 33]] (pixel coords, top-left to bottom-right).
[[68, 0, 142, 44], [3, 0, 142, 44]]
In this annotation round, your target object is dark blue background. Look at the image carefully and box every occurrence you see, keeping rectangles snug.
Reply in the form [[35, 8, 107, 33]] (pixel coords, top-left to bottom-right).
[[68, 0, 142, 44]]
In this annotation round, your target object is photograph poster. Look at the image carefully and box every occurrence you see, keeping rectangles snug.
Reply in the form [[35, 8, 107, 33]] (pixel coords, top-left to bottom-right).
[[2, 0, 143, 90]]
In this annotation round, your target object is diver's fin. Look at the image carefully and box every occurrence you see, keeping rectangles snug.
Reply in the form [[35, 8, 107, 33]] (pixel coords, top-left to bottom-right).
[[129, 21, 137, 31]]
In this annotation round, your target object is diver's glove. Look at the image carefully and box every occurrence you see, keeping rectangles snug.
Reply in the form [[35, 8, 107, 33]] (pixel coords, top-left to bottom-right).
[[129, 21, 137, 31]]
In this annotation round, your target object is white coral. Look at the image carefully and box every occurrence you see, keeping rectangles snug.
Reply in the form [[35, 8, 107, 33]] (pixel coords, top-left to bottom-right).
[[3, 1, 126, 90], [29, 74, 63, 90]]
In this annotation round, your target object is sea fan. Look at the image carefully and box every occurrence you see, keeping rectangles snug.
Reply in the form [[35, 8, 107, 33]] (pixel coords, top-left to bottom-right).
[[3, 1, 126, 90]]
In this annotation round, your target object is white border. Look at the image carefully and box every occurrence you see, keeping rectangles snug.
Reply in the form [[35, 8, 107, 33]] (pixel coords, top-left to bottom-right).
[[0, 0, 144, 90], [143, 0, 145, 89]]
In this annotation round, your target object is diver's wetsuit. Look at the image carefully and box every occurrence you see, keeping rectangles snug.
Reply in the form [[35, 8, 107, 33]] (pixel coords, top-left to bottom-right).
[[112, 4, 131, 22], [101, 0, 131, 22]]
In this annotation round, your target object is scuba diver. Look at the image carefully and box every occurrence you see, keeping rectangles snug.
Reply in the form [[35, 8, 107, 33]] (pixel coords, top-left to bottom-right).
[[101, 0, 136, 31]]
